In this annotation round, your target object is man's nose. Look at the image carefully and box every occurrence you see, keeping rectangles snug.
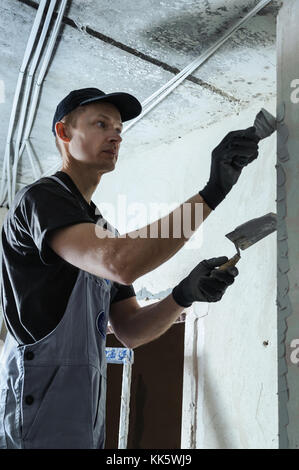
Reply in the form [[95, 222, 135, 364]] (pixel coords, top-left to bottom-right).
[[108, 132, 122, 144]]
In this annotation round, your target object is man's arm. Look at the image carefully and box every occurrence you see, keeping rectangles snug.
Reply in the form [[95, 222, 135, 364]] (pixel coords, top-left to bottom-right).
[[49, 127, 258, 284], [49, 192, 211, 285], [109, 295, 185, 349], [109, 256, 239, 349]]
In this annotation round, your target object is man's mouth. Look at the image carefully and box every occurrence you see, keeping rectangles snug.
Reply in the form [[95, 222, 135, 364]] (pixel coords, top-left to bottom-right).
[[103, 149, 117, 156]]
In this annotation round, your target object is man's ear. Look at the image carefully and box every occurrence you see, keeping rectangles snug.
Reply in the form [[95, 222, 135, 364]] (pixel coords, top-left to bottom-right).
[[55, 121, 70, 143]]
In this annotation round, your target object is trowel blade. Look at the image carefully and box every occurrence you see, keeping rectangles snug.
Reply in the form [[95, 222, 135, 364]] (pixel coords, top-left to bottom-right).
[[225, 212, 277, 251]]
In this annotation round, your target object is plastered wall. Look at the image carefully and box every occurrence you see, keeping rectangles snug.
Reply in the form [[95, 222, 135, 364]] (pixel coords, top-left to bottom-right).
[[181, 101, 277, 449], [97, 97, 277, 448]]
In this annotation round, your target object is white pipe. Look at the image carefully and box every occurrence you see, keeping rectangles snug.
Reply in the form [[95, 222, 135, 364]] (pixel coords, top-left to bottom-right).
[[12, 0, 68, 205], [41, 0, 272, 178], [0, 76, 26, 206], [16, 0, 68, 201], [25, 140, 39, 180], [123, 0, 273, 134], [11, 0, 57, 202], [41, 160, 61, 177], [0, 0, 48, 206], [21, 0, 68, 142]]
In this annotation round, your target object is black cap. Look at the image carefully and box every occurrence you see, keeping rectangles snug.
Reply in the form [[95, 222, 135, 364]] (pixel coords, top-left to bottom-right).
[[52, 87, 142, 136]]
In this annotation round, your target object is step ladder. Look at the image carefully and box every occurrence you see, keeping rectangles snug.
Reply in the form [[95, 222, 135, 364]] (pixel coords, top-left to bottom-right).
[[105, 347, 134, 449]]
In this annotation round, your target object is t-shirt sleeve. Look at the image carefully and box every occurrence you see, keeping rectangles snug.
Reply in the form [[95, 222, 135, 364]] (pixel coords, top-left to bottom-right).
[[110, 282, 136, 304], [99, 221, 136, 305], [15, 183, 95, 265]]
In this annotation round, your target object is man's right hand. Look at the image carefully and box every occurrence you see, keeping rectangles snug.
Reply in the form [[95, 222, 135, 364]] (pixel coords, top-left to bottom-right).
[[172, 256, 239, 307], [199, 127, 259, 210]]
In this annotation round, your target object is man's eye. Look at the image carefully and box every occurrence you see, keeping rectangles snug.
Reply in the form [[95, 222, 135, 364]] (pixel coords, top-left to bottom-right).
[[97, 121, 105, 127]]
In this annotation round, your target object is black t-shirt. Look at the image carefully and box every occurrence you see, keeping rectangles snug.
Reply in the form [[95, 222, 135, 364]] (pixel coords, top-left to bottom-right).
[[0, 171, 135, 345]]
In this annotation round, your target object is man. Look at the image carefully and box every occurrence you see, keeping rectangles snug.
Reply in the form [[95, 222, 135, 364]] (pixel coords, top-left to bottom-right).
[[0, 88, 259, 449]]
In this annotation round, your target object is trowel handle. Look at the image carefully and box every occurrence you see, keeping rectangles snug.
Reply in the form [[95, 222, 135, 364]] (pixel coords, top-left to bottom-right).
[[218, 253, 241, 271]]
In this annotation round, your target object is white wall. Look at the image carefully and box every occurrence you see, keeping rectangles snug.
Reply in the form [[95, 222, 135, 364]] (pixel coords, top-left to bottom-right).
[[97, 96, 277, 448], [180, 100, 277, 449]]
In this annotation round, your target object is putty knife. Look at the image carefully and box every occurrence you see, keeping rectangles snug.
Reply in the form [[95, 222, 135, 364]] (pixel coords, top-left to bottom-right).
[[253, 108, 277, 140], [218, 212, 277, 271], [217, 109, 277, 271]]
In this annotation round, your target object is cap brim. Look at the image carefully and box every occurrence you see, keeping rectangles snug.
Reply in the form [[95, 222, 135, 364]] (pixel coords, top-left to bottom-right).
[[79, 92, 142, 122]]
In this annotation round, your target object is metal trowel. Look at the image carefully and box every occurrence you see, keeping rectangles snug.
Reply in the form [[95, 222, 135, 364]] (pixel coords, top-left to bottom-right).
[[218, 212, 277, 271], [217, 108, 277, 271]]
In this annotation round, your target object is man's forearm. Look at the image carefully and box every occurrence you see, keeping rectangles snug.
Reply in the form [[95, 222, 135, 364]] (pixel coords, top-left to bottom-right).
[[117, 193, 212, 283], [117, 295, 186, 349]]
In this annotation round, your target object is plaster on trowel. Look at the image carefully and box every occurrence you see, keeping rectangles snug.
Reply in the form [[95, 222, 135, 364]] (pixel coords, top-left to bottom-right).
[[253, 107, 277, 140], [218, 212, 277, 271], [218, 107, 277, 271]]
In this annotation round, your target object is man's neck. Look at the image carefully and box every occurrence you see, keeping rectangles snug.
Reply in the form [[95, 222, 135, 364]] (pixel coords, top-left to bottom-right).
[[60, 167, 101, 205]]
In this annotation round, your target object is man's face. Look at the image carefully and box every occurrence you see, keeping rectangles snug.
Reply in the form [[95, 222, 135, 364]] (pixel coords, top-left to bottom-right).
[[67, 101, 123, 173]]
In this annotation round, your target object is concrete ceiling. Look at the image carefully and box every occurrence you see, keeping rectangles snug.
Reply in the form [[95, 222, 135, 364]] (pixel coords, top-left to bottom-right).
[[0, 0, 280, 191]]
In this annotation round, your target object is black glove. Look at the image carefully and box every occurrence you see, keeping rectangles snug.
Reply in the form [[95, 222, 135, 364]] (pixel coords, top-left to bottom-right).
[[199, 127, 259, 210], [172, 256, 239, 307]]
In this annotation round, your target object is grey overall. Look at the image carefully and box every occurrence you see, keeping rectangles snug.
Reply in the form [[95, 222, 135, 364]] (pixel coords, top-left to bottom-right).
[[0, 176, 113, 449]]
